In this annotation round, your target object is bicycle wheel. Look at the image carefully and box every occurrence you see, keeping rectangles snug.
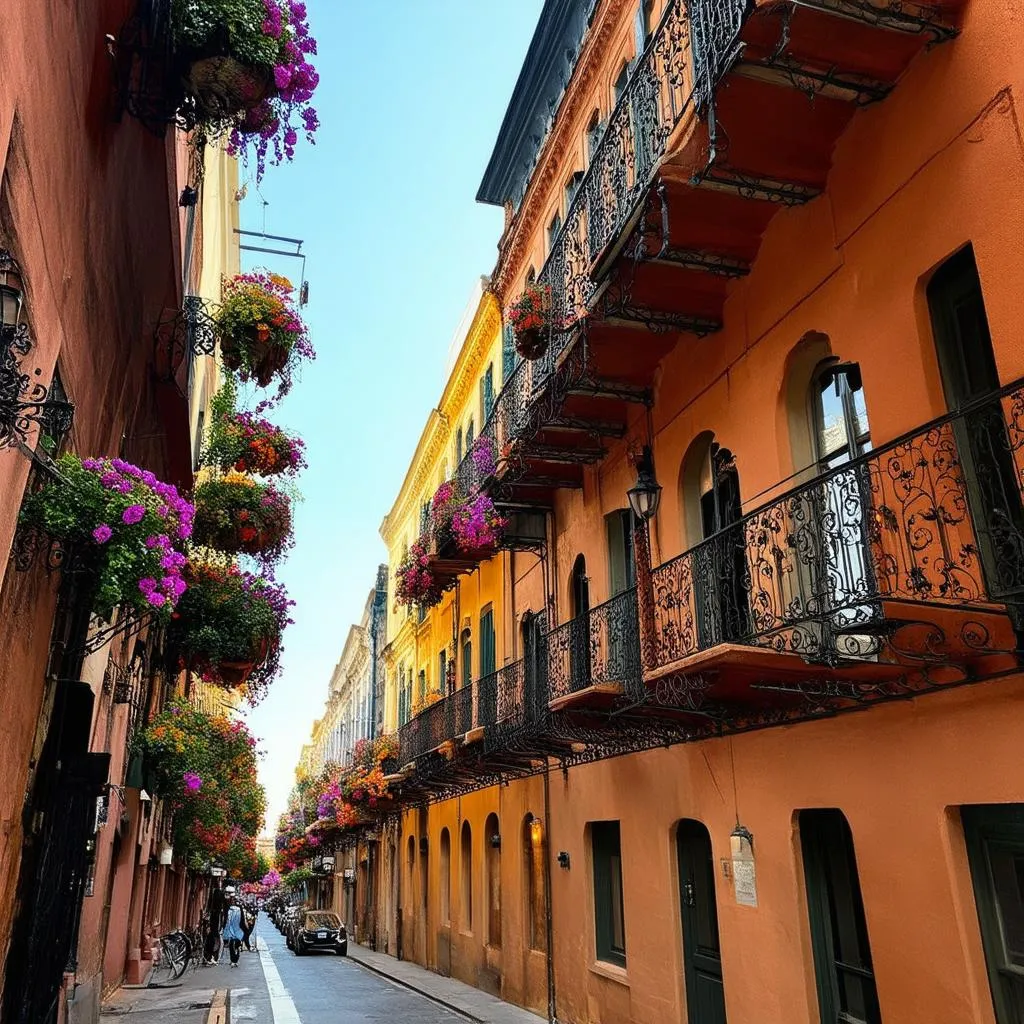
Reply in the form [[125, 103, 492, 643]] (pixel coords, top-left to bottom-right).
[[147, 937, 182, 988], [165, 932, 190, 981]]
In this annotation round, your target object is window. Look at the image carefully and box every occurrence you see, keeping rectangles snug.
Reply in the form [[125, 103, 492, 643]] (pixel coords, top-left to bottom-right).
[[480, 607, 496, 678], [461, 628, 472, 688], [613, 62, 629, 106], [461, 820, 473, 931], [455, 426, 464, 465], [525, 814, 547, 951], [811, 360, 871, 471], [440, 827, 452, 926], [466, 418, 475, 450], [193, 406, 205, 471], [481, 364, 495, 423], [547, 211, 562, 253], [566, 171, 584, 209], [963, 804, 1024, 1023], [398, 666, 408, 725], [592, 821, 626, 966], [634, 0, 656, 52], [438, 649, 447, 696], [586, 111, 603, 166], [800, 809, 880, 1024], [418, 668, 426, 703], [526, 266, 537, 285], [485, 813, 501, 948], [606, 509, 636, 596]]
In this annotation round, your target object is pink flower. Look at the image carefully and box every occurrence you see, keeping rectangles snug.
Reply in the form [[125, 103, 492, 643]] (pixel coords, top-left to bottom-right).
[[183, 771, 202, 793], [122, 504, 146, 525], [92, 524, 113, 544]]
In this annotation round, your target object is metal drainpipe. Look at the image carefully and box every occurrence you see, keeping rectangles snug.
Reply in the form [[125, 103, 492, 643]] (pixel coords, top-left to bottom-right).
[[542, 763, 558, 1024]]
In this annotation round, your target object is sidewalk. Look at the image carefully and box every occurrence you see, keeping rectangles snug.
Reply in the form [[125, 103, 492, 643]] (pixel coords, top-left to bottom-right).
[[99, 945, 263, 1023], [346, 943, 544, 1024]]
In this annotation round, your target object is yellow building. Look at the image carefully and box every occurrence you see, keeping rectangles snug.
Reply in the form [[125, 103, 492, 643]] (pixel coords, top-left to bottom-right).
[[379, 279, 507, 736]]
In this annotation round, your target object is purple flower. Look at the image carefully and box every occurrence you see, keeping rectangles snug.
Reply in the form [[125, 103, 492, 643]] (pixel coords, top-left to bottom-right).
[[122, 504, 146, 525], [82, 458, 103, 472], [183, 771, 202, 793], [138, 577, 157, 595], [92, 524, 113, 544], [146, 591, 166, 608], [273, 65, 292, 90]]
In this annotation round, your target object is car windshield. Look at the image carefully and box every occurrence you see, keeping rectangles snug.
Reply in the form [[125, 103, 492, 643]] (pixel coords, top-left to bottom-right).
[[305, 912, 341, 929]]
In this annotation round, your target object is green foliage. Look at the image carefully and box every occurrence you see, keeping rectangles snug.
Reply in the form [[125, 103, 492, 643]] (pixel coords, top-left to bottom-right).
[[283, 866, 314, 890], [171, 0, 282, 67]]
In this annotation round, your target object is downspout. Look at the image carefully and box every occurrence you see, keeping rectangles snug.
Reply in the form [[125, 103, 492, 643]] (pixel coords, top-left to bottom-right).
[[542, 764, 558, 1024]]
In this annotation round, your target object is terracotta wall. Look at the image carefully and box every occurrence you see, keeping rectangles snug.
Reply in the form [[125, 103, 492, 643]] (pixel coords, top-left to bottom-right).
[[0, 0, 186, 1010]]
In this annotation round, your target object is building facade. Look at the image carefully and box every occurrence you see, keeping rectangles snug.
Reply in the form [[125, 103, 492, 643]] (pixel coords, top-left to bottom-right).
[[373, 3, 1024, 1024], [0, 5, 243, 1019]]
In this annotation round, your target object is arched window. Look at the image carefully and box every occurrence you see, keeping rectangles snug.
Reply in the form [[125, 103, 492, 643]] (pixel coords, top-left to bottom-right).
[[524, 814, 546, 951], [460, 820, 473, 932], [455, 426, 464, 465], [466, 418, 475, 451], [586, 110, 603, 167], [440, 827, 452, 925], [547, 211, 562, 254], [613, 62, 629, 106], [485, 813, 501, 948], [460, 627, 472, 688], [566, 170, 584, 209], [568, 554, 591, 691], [526, 265, 537, 285], [811, 359, 871, 471], [570, 554, 589, 619]]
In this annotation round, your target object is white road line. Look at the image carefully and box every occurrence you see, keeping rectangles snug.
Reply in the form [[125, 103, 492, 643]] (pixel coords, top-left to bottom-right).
[[256, 937, 303, 1024]]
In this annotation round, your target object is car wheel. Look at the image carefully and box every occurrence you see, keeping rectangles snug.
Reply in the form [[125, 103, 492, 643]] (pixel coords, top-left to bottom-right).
[[295, 940, 305, 956]]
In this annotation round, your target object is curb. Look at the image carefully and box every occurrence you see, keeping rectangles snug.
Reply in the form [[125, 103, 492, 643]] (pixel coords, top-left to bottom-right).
[[345, 950, 484, 1023], [205, 989, 228, 1024]]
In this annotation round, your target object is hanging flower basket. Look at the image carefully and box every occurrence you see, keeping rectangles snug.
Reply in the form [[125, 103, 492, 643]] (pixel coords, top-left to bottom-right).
[[183, 56, 274, 121], [192, 473, 293, 562], [216, 271, 314, 401], [172, 0, 320, 180], [450, 492, 507, 555], [168, 561, 292, 701], [18, 454, 193, 619], [200, 384, 306, 477], [395, 537, 442, 609], [509, 283, 553, 361]]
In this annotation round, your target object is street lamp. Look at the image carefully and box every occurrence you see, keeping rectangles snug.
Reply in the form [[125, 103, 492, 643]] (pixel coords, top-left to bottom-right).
[[0, 249, 24, 332], [627, 445, 662, 522]]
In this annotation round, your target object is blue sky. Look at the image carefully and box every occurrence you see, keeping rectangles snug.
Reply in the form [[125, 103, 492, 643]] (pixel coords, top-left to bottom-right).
[[241, 1, 543, 833]]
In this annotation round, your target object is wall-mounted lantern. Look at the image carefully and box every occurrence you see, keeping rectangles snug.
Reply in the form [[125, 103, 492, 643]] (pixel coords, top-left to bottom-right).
[[529, 817, 544, 848], [557, 851, 571, 870], [489, 833, 501, 850], [1, 248, 75, 451]]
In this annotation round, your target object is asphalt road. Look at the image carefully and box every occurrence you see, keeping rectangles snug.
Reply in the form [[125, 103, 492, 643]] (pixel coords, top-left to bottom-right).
[[232, 918, 462, 1024]]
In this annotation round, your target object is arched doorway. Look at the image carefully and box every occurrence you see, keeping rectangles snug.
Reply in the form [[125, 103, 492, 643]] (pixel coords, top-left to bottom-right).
[[677, 820, 727, 1024]]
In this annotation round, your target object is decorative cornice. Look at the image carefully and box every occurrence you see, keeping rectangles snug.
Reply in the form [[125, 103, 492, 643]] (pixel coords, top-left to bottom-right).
[[493, 0, 632, 302]]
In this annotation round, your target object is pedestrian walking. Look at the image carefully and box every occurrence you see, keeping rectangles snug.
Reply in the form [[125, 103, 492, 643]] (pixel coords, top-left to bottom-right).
[[223, 894, 245, 967], [204, 880, 227, 964], [241, 900, 257, 951]]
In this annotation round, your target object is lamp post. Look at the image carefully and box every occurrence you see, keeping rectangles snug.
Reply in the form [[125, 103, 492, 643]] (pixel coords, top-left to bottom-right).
[[628, 445, 661, 673]]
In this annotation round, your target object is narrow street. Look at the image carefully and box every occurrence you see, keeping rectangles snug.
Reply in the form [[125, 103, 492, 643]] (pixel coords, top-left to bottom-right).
[[245, 924, 462, 1024]]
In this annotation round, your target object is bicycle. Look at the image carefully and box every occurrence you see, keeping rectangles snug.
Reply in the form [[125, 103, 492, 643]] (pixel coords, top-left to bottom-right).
[[148, 929, 190, 987]]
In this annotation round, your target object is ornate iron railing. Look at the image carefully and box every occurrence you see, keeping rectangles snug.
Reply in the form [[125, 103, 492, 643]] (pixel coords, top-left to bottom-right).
[[546, 589, 643, 704], [649, 379, 1024, 674], [452, 683, 474, 736], [445, 0, 749, 505]]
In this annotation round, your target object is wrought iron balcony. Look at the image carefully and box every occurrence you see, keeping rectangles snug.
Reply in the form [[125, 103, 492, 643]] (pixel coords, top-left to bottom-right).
[[642, 379, 1024, 724], [545, 590, 643, 712]]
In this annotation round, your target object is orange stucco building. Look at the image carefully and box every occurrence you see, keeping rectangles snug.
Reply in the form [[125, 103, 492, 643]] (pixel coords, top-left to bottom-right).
[[374, 2, 1024, 1023]]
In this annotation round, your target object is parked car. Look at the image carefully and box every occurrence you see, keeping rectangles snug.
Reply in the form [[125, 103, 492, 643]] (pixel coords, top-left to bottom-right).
[[288, 910, 347, 956], [280, 905, 301, 938]]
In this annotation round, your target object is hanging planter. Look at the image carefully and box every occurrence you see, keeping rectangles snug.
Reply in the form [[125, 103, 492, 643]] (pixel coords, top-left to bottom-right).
[[216, 271, 314, 401], [18, 454, 193, 618], [200, 383, 306, 477], [183, 56, 274, 122], [171, 0, 320, 180], [509, 282, 553, 361], [395, 537, 442, 609], [168, 561, 292, 701], [192, 473, 293, 562], [450, 492, 507, 555]]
